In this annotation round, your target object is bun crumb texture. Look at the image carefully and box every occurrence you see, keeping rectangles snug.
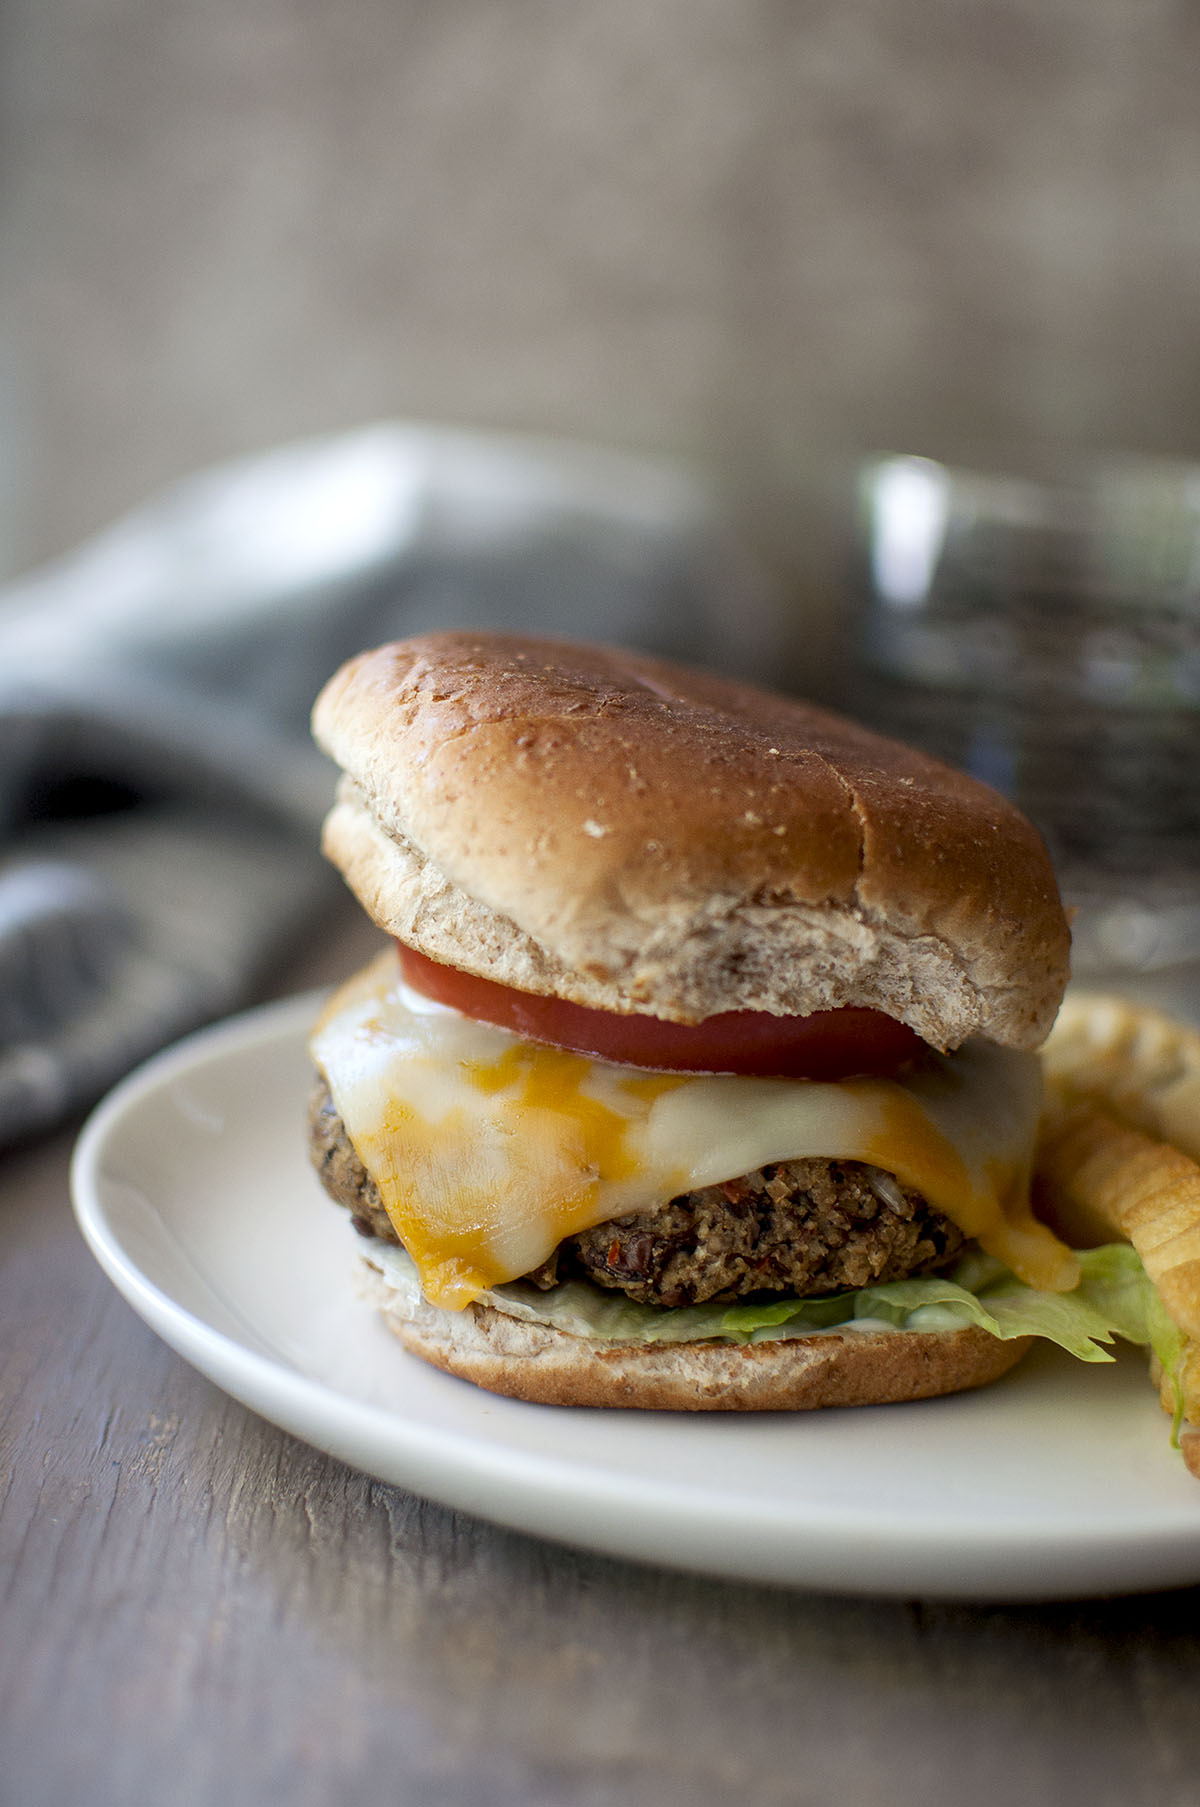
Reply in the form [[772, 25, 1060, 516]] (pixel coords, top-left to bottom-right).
[[361, 1259, 1031, 1410]]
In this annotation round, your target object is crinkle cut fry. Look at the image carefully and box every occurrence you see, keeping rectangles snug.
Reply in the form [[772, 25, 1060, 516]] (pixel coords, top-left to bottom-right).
[[1036, 1099, 1200, 1458], [1036, 1103, 1200, 1339], [1164, 1344, 1200, 1478], [1041, 993, 1200, 1165]]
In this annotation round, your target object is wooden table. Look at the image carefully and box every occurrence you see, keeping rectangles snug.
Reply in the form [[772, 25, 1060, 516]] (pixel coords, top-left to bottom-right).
[[5, 907, 1200, 1807]]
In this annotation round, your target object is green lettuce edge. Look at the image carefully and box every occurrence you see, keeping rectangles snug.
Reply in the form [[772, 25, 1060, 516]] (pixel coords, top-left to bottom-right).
[[492, 1244, 1186, 1429]]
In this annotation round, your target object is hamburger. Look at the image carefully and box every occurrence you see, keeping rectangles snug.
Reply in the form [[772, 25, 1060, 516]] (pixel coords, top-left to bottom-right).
[[306, 631, 1140, 1412]]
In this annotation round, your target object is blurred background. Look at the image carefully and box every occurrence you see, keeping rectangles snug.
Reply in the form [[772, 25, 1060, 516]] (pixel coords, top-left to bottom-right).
[[5, 0, 1200, 687], [4, 0, 1200, 1139]]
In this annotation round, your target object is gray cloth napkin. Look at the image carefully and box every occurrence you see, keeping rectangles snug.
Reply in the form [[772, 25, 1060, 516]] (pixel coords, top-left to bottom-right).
[[0, 422, 778, 1145]]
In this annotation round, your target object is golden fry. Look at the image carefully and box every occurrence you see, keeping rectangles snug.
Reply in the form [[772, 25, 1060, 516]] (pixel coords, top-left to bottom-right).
[[1169, 1341, 1200, 1476], [1037, 1101, 1200, 1341], [1043, 994, 1200, 1163], [1183, 1428, 1200, 1480], [1152, 1338, 1200, 1466], [1036, 997, 1200, 1468]]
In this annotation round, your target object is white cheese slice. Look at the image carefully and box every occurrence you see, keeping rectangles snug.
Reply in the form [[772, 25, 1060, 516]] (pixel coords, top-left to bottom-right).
[[311, 950, 1077, 1310]]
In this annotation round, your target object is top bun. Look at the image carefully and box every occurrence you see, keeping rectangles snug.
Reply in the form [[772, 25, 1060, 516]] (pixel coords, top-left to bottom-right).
[[312, 633, 1070, 1051]]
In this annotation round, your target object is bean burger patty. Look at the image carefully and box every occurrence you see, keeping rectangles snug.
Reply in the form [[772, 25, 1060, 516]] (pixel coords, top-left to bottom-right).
[[307, 1074, 967, 1310]]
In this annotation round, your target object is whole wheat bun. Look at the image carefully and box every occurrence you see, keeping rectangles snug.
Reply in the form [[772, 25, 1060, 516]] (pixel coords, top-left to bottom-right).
[[359, 1257, 1031, 1409], [313, 632, 1069, 1051]]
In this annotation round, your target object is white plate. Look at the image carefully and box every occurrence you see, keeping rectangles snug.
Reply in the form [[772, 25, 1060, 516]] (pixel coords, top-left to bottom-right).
[[71, 993, 1200, 1601]]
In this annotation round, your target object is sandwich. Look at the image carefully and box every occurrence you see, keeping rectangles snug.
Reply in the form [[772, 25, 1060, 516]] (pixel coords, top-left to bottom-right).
[[305, 631, 1177, 1414]]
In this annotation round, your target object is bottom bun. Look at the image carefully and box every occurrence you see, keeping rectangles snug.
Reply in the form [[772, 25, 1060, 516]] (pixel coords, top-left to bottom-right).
[[361, 1260, 1031, 1411]]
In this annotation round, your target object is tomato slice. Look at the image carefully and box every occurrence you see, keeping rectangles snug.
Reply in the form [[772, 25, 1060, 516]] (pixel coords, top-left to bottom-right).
[[397, 943, 927, 1080]]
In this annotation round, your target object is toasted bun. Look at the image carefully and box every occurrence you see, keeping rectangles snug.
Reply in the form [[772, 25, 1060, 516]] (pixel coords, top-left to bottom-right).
[[360, 1258, 1031, 1409], [312, 632, 1070, 1051]]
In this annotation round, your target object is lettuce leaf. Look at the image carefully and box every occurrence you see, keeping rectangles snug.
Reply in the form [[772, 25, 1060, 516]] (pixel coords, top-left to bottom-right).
[[372, 1238, 1178, 1402], [482, 1243, 1172, 1370], [1074, 1247, 1186, 1439]]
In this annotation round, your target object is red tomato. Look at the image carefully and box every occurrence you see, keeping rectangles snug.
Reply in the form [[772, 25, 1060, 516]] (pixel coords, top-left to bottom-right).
[[397, 944, 927, 1079]]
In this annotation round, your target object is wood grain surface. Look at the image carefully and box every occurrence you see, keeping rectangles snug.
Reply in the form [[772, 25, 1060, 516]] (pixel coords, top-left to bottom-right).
[[4, 908, 1200, 1807]]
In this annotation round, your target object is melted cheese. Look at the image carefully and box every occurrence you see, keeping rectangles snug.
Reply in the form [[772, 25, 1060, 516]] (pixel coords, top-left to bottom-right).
[[311, 950, 1077, 1309]]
